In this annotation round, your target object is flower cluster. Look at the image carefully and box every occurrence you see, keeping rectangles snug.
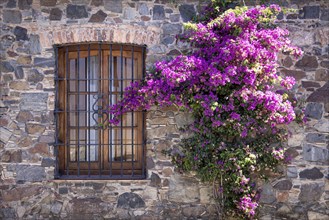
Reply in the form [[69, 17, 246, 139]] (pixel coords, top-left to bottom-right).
[[109, 4, 302, 219]]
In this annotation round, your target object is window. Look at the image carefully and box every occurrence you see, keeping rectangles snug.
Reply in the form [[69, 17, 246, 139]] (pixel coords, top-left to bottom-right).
[[54, 43, 146, 179]]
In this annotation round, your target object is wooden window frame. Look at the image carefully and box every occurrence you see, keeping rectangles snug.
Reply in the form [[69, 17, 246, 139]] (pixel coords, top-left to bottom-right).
[[54, 43, 146, 179]]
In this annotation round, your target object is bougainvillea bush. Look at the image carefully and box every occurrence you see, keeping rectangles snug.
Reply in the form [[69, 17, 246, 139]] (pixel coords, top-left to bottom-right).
[[109, 4, 302, 219]]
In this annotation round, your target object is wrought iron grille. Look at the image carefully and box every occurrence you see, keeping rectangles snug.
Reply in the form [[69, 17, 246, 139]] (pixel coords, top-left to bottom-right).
[[54, 43, 146, 179]]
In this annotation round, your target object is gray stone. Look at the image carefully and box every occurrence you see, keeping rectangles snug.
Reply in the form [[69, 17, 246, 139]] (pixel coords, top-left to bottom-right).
[[27, 69, 44, 83], [299, 183, 324, 202], [320, 61, 329, 69], [299, 167, 324, 179], [175, 112, 193, 128], [150, 172, 161, 187], [163, 23, 182, 35], [138, 3, 148, 15], [307, 82, 329, 104], [0, 127, 12, 143], [29, 35, 41, 54], [153, 5, 165, 20], [301, 6, 320, 19], [59, 187, 68, 194], [40, 0, 57, 6], [314, 119, 329, 133], [34, 57, 55, 68], [41, 158, 55, 167], [306, 133, 327, 143], [1, 35, 16, 50], [182, 206, 206, 217], [295, 55, 318, 70], [274, 180, 292, 190], [287, 166, 298, 178], [16, 165, 46, 182], [170, 14, 180, 22], [20, 93, 48, 111], [169, 174, 199, 203], [117, 192, 145, 209], [281, 69, 306, 81], [89, 10, 107, 22], [320, 9, 329, 21], [16, 110, 33, 122], [104, 0, 122, 13], [67, 4, 88, 19], [260, 183, 276, 204], [0, 208, 16, 219], [162, 36, 175, 45], [6, 0, 17, 8], [308, 211, 329, 220], [302, 81, 321, 88], [91, 0, 103, 7], [15, 66, 24, 79], [18, 0, 32, 10], [49, 8, 63, 21], [303, 144, 329, 163], [123, 7, 136, 20], [305, 102, 323, 120], [51, 202, 62, 214], [3, 10, 22, 24], [1, 61, 14, 73], [179, 4, 196, 22]]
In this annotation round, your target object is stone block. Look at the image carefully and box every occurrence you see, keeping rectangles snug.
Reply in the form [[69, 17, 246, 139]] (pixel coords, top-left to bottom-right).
[[260, 183, 276, 204], [301, 6, 320, 19], [18, 0, 32, 10], [34, 57, 55, 68], [15, 66, 24, 79], [40, 0, 57, 7], [149, 172, 161, 187], [91, 0, 103, 7], [168, 174, 199, 203], [320, 9, 329, 21], [301, 81, 320, 88], [16, 110, 33, 122], [104, 0, 122, 13], [295, 55, 318, 70], [305, 102, 323, 119], [307, 82, 329, 104], [138, 3, 148, 15], [66, 4, 88, 19], [314, 119, 329, 133], [3, 10, 22, 24], [163, 23, 182, 35], [117, 192, 145, 209], [315, 69, 329, 81], [299, 183, 324, 202], [9, 81, 29, 90], [281, 69, 306, 81], [299, 167, 324, 179], [153, 5, 165, 20], [303, 144, 329, 163], [89, 10, 107, 23], [179, 4, 196, 22], [0, 127, 11, 143], [14, 26, 28, 41], [308, 211, 329, 220], [182, 206, 205, 217], [20, 93, 48, 111], [26, 123, 46, 134], [41, 158, 55, 167], [306, 133, 327, 143], [6, 0, 16, 8], [274, 180, 292, 190], [16, 165, 46, 182], [0, 61, 14, 73], [49, 8, 63, 21], [27, 69, 44, 83]]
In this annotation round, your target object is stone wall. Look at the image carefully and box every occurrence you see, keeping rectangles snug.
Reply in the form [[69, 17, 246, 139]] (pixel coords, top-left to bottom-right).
[[0, 0, 328, 219]]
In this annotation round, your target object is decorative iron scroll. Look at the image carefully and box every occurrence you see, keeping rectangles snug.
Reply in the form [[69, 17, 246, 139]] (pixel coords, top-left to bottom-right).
[[92, 94, 109, 129]]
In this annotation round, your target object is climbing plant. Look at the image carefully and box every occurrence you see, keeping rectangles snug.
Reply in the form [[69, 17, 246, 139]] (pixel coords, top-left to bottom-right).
[[109, 3, 303, 219]]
